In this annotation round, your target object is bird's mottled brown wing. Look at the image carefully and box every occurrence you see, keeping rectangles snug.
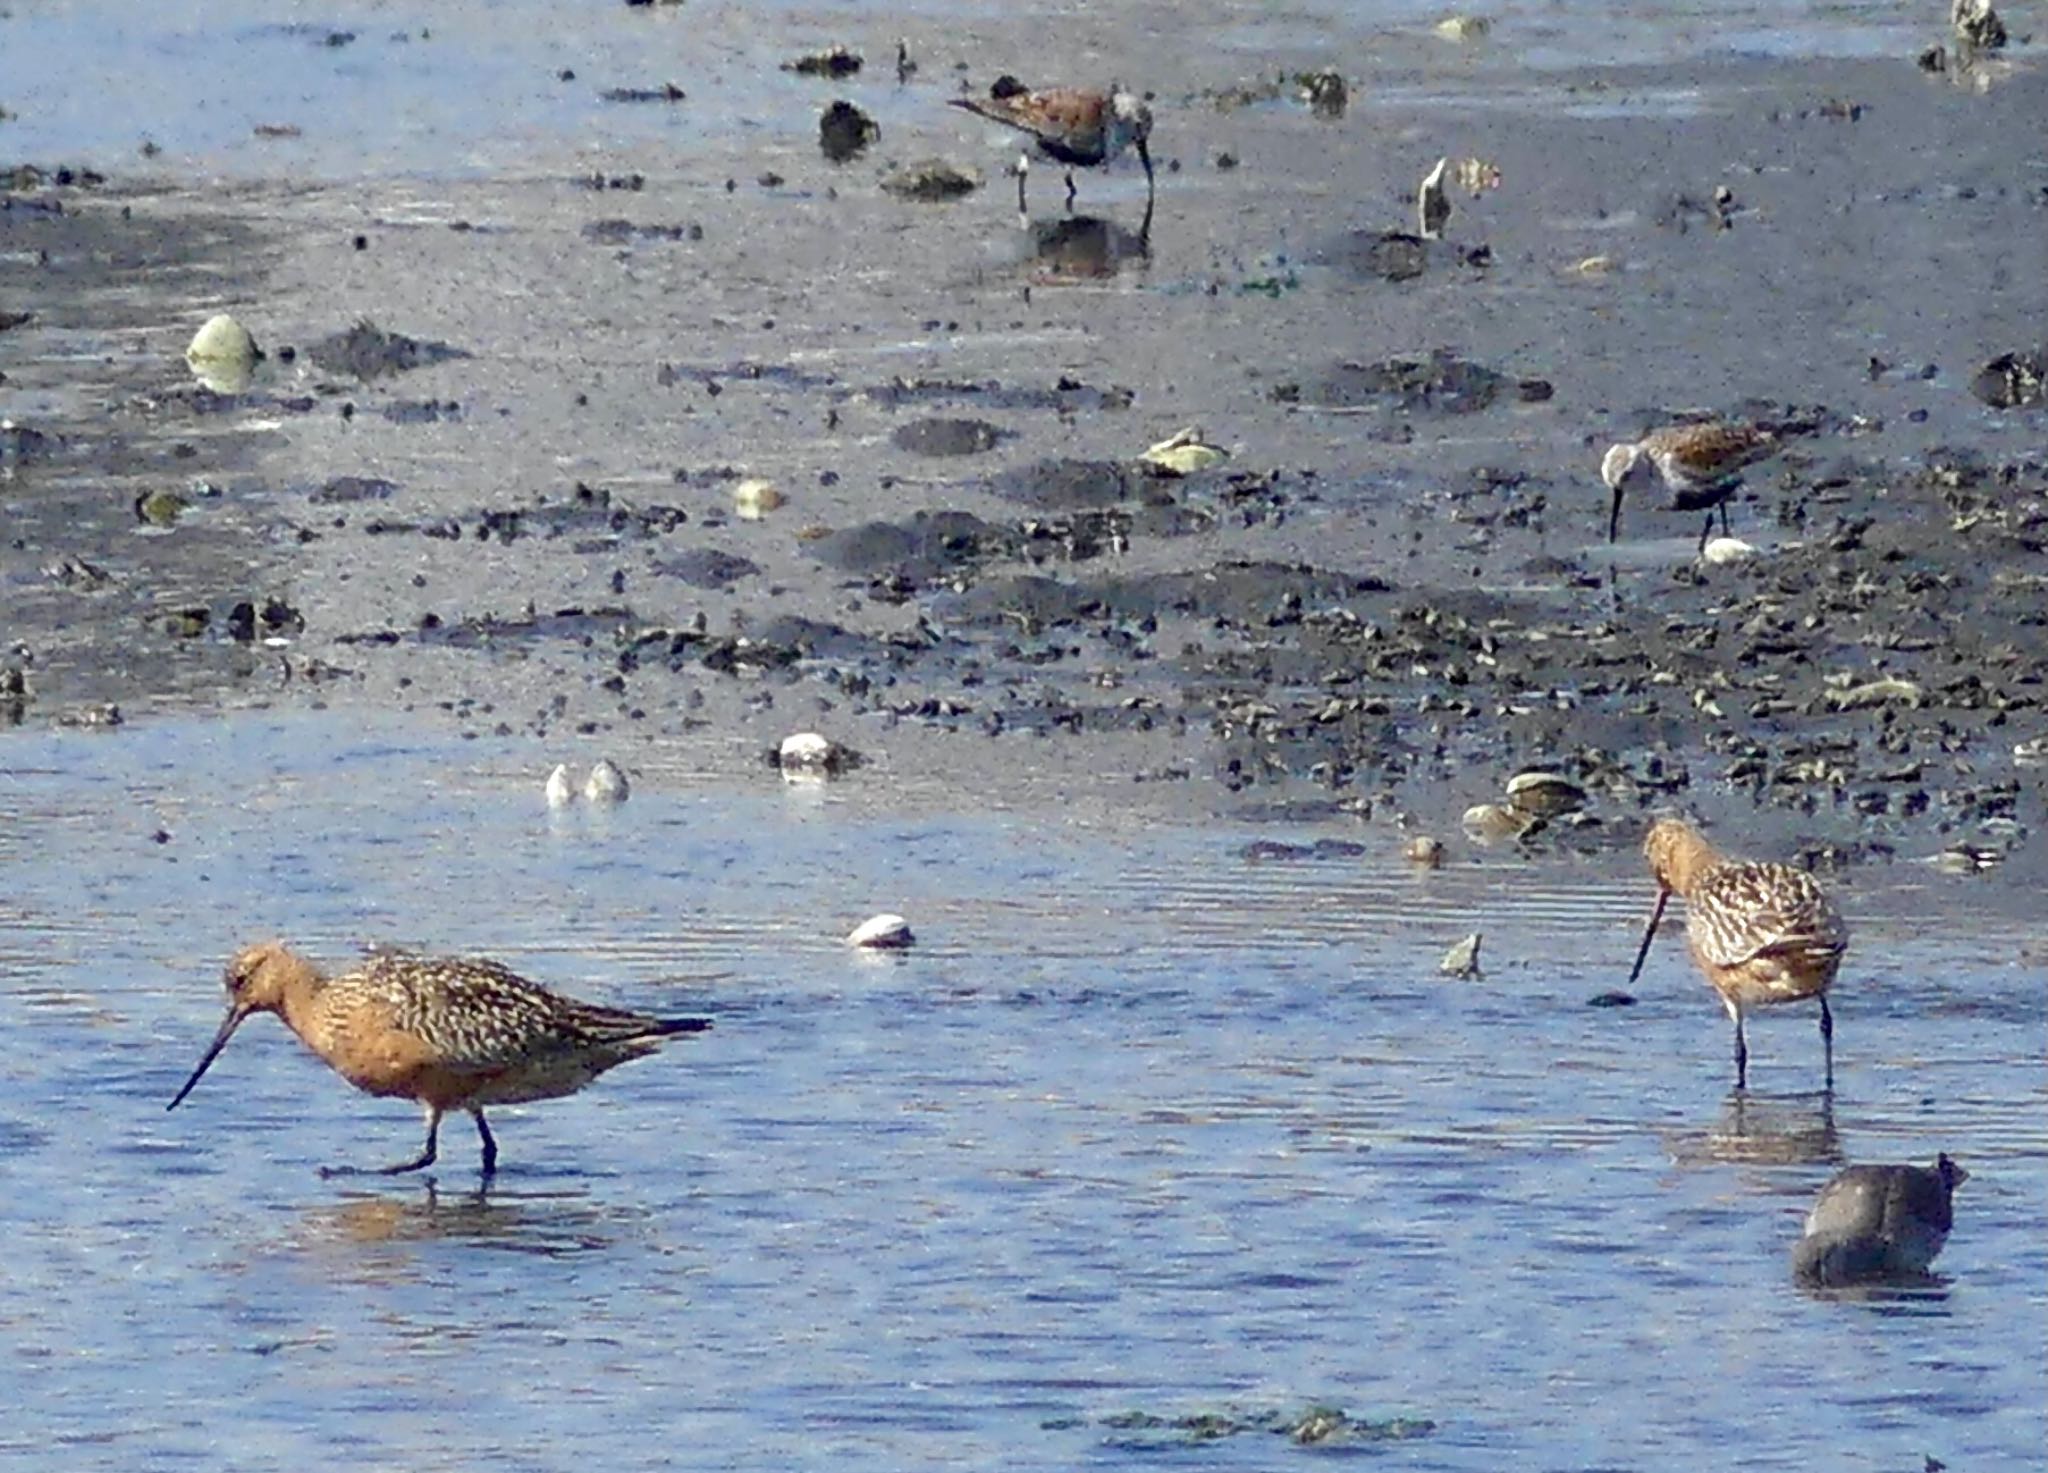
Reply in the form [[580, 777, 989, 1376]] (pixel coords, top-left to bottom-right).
[[1654, 422, 1776, 479], [1687, 862, 1847, 970], [351, 953, 655, 1069], [951, 87, 1106, 152]]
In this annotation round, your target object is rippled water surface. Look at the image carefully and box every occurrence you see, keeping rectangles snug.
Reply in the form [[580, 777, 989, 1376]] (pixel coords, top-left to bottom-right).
[[0, 714, 2041, 1470]]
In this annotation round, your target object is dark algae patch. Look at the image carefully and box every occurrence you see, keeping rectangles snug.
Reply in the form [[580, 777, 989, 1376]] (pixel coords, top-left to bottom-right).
[[1060, 1403, 1437, 1450]]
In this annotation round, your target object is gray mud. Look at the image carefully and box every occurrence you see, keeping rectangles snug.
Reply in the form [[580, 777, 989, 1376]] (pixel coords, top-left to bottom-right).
[[4, 8, 2046, 890]]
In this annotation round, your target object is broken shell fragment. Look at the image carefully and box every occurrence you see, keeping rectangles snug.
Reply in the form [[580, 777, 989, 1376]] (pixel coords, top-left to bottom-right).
[[1504, 771, 1587, 818], [1700, 536, 1757, 565], [584, 757, 629, 803], [544, 764, 575, 808], [1434, 14, 1491, 40], [1140, 427, 1229, 477], [1440, 932, 1483, 979], [846, 913, 915, 949]]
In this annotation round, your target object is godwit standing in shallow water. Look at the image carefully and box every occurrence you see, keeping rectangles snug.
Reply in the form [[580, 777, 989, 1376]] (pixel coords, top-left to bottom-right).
[[167, 941, 710, 1177], [1792, 1154, 1967, 1285], [1603, 421, 1781, 551], [1628, 817, 1847, 1090], [949, 82, 1154, 215]]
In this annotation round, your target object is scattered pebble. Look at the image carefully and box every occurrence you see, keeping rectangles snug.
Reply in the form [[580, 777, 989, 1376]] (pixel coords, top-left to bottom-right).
[[846, 913, 915, 949], [1434, 14, 1491, 41], [1403, 835, 1445, 868], [1462, 803, 1535, 843], [544, 764, 575, 808], [1586, 991, 1638, 1008], [879, 158, 982, 201]]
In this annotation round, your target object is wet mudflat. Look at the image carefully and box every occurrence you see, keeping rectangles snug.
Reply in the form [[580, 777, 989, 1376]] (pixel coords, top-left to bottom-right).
[[3, 0, 2046, 1466], [0, 715, 2043, 1470]]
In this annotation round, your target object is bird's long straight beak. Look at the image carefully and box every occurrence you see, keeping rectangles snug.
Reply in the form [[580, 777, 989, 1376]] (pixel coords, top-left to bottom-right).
[[1626, 888, 1670, 986], [167, 1005, 250, 1110]]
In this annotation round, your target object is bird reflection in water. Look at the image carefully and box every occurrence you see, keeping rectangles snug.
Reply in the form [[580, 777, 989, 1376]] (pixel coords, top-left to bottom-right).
[[292, 1184, 626, 1279], [1028, 204, 1153, 283], [1671, 1089, 1842, 1168]]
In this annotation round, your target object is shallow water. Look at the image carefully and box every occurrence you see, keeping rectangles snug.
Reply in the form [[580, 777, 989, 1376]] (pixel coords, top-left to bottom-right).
[[0, 713, 2041, 1469]]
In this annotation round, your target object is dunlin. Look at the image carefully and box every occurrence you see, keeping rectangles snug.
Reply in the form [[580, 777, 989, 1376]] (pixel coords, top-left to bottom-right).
[[1629, 817, 1847, 1090], [1603, 421, 1780, 550], [950, 82, 1154, 214], [168, 941, 711, 1177]]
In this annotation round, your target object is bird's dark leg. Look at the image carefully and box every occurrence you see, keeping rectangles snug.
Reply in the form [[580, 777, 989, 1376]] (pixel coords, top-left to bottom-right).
[[1608, 484, 1626, 543], [322, 1106, 441, 1178], [1733, 1013, 1749, 1091], [1064, 170, 1077, 212], [1717, 498, 1732, 539], [1818, 995, 1834, 1093], [1697, 512, 1714, 554], [471, 1109, 499, 1178]]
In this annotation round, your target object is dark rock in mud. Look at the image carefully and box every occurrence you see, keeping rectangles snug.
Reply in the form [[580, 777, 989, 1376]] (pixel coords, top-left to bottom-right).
[[890, 417, 1006, 457], [878, 158, 981, 201], [862, 375, 1134, 414], [1276, 351, 1547, 415], [306, 320, 471, 381], [1971, 349, 2045, 409], [987, 458, 1141, 509], [814, 510, 1016, 580], [0, 311, 30, 333], [819, 101, 879, 163], [1327, 229, 1430, 282], [584, 218, 704, 245], [311, 475, 398, 504], [1, 421, 56, 462], [650, 548, 760, 588], [381, 399, 462, 424], [784, 46, 862, 78], [600, 82, 686, 104]]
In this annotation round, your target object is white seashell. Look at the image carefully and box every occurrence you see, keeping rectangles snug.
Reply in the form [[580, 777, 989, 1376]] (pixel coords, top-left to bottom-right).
[[186, 313, 259, 366], [733, 478, 787, 521], [846, 913, 915, 949], [1140, 427, 1229, 477], [584, 758, 629, 803], [544, 764, 576, 808], [778, 731, 842, 772], [1700, 536, 1757, 565]]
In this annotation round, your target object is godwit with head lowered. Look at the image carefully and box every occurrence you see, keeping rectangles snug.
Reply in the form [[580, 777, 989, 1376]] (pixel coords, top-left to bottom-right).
[[949, 81, 1154, 215], [1603, 421, 1780, 551], [168, 941, 711, 1177], [1791, 1154, 1967, 1285], [1628, 817, 1847, 1090]]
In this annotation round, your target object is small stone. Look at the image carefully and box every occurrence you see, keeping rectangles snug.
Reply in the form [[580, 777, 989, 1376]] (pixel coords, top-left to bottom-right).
[[544, 764, 575, 808], [777, 731, 855, 778], [1586, 991, 1637, 1008], [1403, 835, 1445, 868], [1700, 536, 1757, 565], [1440, 933, 1482, 979], [1434, 14, 1491, 40]]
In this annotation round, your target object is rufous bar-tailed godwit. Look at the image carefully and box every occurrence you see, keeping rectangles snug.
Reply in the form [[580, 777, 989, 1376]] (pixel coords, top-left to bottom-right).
[[168, 940, 710, 1178], [1627, 817, 1847, 1090]]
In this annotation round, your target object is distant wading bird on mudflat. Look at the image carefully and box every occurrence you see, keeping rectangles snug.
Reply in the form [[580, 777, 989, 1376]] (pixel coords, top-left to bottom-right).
[[949, 81, 1154, 216], [1603, 420, 1781, 551], [1628, 817, 1847, 1091], [167, 940, 711, 1177]]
